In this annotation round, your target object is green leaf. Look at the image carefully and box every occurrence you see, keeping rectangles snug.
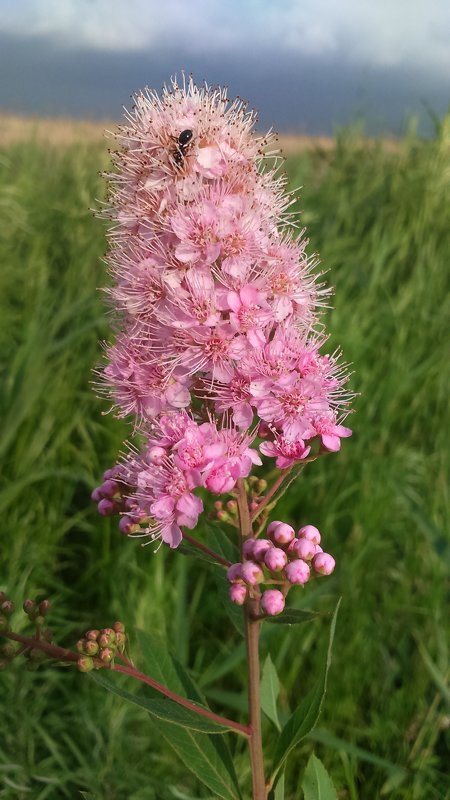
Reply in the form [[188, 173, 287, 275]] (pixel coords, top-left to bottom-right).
[[270, 599, 341, 783], [90, 672, 233, 733], [93, 629, 242, 799], [264, 609, 319, 626], [307, 729, 408, 779], [177, 538, 218, 565], [207, 525, 240, 562], [260, 654, 281, 731], [416, 638, 450, 708], [273, 772, 285, 799], [302, 754, 338, 800]]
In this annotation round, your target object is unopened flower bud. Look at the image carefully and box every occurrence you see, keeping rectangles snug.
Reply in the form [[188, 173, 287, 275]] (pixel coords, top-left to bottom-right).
[[1, 643, 15, 659], [229, 584, 247, 606], [260, 589, 285, 616], [97, 498, 115, 516], [264, 547, 288, 572], [91, 486, 102, 502], [39, 600, 52, 616], [293, 538, 316, 561], [256, 479, 267, 493], [242, 538, 256, 559], [34, 615, 45, 627], [227, 563, 243, 583], [84, 640, 99, 656], [100, 479, 119, 497], [257, 421, 271, 438], [298, 525, 321, 545], [249, 500, 259, 511], [119, 515, 136, 535], [23, 599, 36, 616], [76, 639, 87, 654], [98, 628, 116, 648], [78, 656, 95, 673], [315, 544, 323, 554], [267, 521, 295, 545], [226, 500, 237, 513], [115, 631, 126, 651], [285, 559, 310, 585], [214, 500, 223, 511], [1, 600, 14, 617], [241, 561, 264, 585], [0, 616, 10, 632], [252, 539, 273, 561], [103, 468, 116, 480], [113, 621, 125, 634], [86, 629, 100, 641], [216, 509, 229, 522], [313, 552, 335, 575], [99, 647, 114, 664]]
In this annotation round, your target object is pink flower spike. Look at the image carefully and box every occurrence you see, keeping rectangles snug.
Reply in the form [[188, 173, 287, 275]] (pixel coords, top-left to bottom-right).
[[260, 590, 285, 616], [267, 521, 295, 545], [285, 559, 310, 585], [230, 583, 247, 606], [313, 552, 335, 575], [264, 547, 288, 572], [241, 561, 264, 585], [298, 525, 321, 545]]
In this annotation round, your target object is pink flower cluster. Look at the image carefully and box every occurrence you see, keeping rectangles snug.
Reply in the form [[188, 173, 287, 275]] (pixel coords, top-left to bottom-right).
[[94, 76, 352, 545], [227, 521, 335, 615], [93, 412, 261, 547]]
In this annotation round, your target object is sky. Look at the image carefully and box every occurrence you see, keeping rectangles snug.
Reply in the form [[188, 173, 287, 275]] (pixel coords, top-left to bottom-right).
[[0, 0, 449, 135]]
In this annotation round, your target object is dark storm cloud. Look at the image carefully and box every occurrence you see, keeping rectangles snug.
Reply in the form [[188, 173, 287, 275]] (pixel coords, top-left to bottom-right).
[[0, 32, 448, 135]]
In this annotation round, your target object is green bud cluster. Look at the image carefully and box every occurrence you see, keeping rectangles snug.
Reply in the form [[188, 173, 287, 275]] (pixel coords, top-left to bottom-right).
[[76, 622, 126, 673]]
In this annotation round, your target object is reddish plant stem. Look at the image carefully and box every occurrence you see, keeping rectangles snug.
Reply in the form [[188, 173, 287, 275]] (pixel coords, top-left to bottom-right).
[[236, 479, 267, 800], [250, 467, 293, 523], [183, 532, 231, 567], [0, 630, 250, 738]]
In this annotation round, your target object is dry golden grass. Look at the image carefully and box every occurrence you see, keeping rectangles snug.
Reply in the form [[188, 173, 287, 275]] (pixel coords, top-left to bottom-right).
[[0, 112, 400, 153]]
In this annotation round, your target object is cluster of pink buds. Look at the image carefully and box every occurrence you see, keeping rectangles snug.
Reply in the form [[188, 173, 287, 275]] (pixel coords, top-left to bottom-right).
[[76, 622, 126, 672], [227, 521, 335, 615], [93, 76, 353, 550]]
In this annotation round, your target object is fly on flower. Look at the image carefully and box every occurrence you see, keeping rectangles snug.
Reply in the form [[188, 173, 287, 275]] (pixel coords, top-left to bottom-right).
[[172, 128, 194, 166]]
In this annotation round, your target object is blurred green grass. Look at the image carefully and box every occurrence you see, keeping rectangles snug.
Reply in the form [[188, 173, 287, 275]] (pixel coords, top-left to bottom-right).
[[0, 121, 449, 799]]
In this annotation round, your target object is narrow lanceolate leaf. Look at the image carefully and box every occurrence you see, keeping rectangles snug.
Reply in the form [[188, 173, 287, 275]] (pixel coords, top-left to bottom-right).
[[270, 599, 341, 783], [92, 629, 241, 799], [273, 772, 285, 799], [264, 609, 319, 626], [302, 754, 338, 800], [90, 672, 234, 733], [90, 674, 241, 799], [260, 654, 281, 731]]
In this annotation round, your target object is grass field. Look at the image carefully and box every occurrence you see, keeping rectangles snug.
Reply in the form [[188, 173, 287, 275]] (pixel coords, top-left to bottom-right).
[[0, 118, 449, 799]]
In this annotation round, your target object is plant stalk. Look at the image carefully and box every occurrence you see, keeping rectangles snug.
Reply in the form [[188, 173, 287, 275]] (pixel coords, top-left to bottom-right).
[[237, 479, 267, 800]]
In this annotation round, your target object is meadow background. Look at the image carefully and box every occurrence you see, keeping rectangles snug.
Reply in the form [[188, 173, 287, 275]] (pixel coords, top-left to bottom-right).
[[0, 117, 449, 800]]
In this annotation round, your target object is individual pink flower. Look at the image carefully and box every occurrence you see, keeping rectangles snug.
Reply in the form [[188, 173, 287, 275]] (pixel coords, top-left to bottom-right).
[[260, 432, 311, 468]]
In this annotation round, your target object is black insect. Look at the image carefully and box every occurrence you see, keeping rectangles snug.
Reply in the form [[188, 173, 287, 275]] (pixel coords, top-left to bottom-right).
[[173, 129, 193, 166]]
